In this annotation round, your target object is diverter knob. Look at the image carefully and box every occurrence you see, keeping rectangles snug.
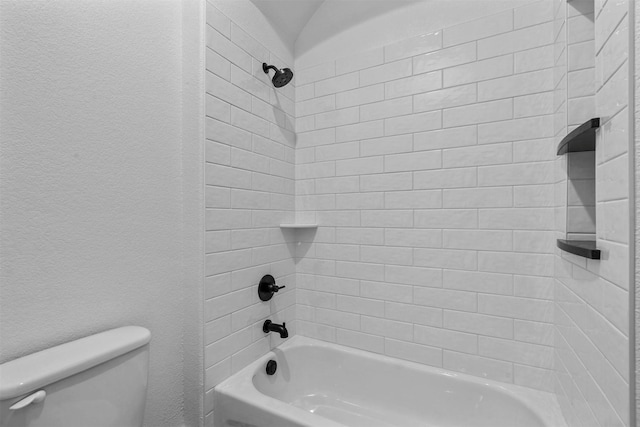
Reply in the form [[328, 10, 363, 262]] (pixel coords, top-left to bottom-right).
[[258, 275, 285, 301]]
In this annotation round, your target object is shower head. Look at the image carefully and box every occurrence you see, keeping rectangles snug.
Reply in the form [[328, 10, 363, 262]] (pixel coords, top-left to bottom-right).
[[263, 63, 293, 88]]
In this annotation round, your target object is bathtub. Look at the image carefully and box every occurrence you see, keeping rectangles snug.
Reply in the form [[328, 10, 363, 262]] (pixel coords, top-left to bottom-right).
[[214, 336, 566, 427]]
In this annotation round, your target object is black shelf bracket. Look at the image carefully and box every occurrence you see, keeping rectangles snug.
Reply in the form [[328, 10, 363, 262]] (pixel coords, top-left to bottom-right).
[[557, 239, 601, 259], [557, 118, 600, 155]]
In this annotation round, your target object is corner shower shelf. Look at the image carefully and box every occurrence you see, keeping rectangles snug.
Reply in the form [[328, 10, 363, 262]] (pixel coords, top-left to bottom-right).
[[279, 224, 318, 229], [556, 118, 600, 155], [557, 239, 601, 260]]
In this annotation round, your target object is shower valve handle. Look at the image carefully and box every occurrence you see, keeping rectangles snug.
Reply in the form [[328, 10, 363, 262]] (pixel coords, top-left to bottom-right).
[[258, 275, 285, 301]]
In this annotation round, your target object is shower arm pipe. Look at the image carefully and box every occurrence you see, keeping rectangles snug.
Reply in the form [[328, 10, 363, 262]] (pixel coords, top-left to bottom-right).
[[262, 64, 280, 74]]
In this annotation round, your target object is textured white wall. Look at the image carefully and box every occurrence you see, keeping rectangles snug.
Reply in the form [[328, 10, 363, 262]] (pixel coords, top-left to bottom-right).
[[0, 1, 201, 426]]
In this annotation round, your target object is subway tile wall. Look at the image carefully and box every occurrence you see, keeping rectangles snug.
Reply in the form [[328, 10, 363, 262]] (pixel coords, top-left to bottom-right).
[[294, 1, 559, 392], [203, 2, 297, 422], [553, 0, 631, 426]]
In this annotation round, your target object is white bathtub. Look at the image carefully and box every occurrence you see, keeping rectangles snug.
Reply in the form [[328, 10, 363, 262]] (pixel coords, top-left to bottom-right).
[[214, 336, 566, 427]]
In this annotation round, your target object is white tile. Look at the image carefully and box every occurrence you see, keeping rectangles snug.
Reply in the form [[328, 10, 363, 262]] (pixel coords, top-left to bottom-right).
[[443, 229, 512, 251], [443, 143, 513, 168], [206, 48, 231, 80], [297, 94, 335, 117], [206, 73, 251, 112], [335, 85, 385, 109], [230, 23, 268, 61], [568, 40, 595, 71], [384, 265, 442, 287], [444, 311, 513, 339], [337, 295, 385, 317], [385, 302, 443, 327], [296, 62, 335, 85], [384, 191, 442, 210], [478, 162, 555, 186], [514, 45, 554, 73], [477, 22, 553, 59], [315, 107, 359, 129], [414, 325, 478, 353], [443, 10, 513, 48], [514, 1, 553, 29], [360, 172, 413, 192], [413, 126, 477, 151], [413, 42, 476, 74], [385, 111, 442, 136], [315, 141, 358, 162], [443, 55, 513, 87], [361, 97, 413, 122], [361, 134, 413, 157], [297, 128, 335, 148], [384, 31, 442, 62], [315, 307, 360, 330], [414, 84, 477, 113], [385, 151, 442, 172], [336, 120, 384, 143], [478, 115, 553, 144], [443, 99, 512, 127], [479, 208, 554, 230], [479, 294, 554, 322], [315, 72, 359, 97], [443, 270, 513, 295], [360, 59, 412, 86], [230, 107, 269, 136], [206, 25, 252, 72], [414, 287, 477, 312], [385, 71, 442, 99], [385, 339, 443, 366], [414, 248, 477, 271], [514, 320, 554, 346], [478, 336, 553, 368], [514, 93, 554, 118], [361, 245, 413, 266], [361, 281, 413, 303], [337, 329, 384, 353], [361, 210, 413, 228], [361, 316, 413, 341], [478, 69, 553, 101], [414, 209, 478, 229], [206, 3, 230, 38], [336, 48, 384, 75]]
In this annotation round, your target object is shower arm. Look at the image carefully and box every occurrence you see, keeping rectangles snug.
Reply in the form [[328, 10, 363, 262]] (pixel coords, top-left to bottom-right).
[[262, 63, 280, 75]]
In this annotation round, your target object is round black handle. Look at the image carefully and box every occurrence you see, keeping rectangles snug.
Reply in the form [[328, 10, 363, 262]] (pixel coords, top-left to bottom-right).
[[258, 275, 285, 301]]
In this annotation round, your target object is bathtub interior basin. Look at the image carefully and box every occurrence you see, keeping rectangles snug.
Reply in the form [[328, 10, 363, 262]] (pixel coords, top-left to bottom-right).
[[214, 336, 566, 427]]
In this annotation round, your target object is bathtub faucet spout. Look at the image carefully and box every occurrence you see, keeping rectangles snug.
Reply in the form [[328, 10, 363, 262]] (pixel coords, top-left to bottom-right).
[[263, 320, 288, 338]]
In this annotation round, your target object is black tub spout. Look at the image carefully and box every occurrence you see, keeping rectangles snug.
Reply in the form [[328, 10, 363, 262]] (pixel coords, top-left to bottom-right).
[[263, 320, 288, 338]]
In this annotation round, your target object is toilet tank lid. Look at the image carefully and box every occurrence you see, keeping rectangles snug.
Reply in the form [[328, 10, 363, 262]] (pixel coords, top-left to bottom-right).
[[0, 326, 151, 400]]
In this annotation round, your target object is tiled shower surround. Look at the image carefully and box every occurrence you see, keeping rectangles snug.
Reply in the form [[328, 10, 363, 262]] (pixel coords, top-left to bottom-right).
[[203, 2, 297, 419], [204, 0, 632, 425], [295, 1, 557, 392]]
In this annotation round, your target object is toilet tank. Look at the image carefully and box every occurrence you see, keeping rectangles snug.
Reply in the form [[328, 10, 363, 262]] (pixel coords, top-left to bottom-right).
[[0, 326, 151, 427]]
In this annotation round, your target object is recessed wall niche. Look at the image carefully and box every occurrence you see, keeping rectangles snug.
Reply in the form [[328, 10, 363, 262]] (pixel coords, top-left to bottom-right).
[[557, 118, 600, 259]]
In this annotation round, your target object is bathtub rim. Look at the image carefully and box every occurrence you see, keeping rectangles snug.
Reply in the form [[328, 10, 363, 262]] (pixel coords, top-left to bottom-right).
[[214, 335, 566, 427]]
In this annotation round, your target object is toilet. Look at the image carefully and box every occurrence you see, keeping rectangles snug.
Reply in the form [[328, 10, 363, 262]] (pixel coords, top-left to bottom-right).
[[0, 326, 150, 427]]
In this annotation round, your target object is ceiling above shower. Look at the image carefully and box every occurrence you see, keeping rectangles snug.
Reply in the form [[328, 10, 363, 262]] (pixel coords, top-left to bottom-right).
[[249, 0, 421, 47], [249, 0, 324, 45]]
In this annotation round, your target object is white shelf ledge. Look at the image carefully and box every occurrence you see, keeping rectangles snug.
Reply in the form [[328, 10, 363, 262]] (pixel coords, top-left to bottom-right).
[[279, 224, 318, 229]]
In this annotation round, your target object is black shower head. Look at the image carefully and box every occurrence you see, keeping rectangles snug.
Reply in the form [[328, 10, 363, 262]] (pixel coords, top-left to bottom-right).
[[263, 63, 293, 88]]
